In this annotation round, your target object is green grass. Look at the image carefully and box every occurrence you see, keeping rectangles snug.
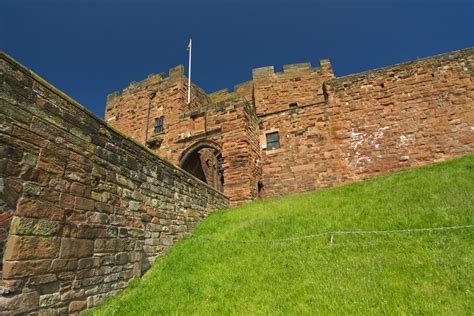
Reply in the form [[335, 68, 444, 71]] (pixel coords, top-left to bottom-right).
[[90, 155, 474, 315]]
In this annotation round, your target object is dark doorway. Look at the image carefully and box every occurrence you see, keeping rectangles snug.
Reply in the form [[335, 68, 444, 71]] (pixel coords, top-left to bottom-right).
[[180, 143, 224, 192]]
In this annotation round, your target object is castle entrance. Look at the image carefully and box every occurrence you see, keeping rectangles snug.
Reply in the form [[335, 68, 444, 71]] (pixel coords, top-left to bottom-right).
[[180, 142, 224, 192]]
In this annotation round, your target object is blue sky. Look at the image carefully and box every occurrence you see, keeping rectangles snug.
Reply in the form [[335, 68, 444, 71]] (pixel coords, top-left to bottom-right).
[[1, 0, 473, 117]]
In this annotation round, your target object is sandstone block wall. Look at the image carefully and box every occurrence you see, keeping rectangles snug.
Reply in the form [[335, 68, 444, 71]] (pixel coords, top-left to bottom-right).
[[178, 98, 260, 204], [105, 48, 473, 203], [106, 70, 260, 205], [259, 48, 474, 197], [0, 52, 228, 315], [252, 60, 334, 115]]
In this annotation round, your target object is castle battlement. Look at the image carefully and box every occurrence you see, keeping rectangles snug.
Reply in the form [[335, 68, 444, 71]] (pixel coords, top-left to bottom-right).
[[106, 64, 186, 103], [103, 47, 473, 203], [252, 59, 333, 78]]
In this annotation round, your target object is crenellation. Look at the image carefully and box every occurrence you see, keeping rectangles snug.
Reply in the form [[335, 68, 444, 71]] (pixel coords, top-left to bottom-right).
[[282, 62, 312, 74], [319, 59, 334, 77], [106, 91, 121, 102], [234, 80, 253, 93], [252, 65, 275, 78], [208, 88, 230, 103], [169, 64, 185, 77]]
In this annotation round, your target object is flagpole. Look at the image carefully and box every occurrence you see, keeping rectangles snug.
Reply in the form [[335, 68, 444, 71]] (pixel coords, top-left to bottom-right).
[[187, 39, 192, 104]]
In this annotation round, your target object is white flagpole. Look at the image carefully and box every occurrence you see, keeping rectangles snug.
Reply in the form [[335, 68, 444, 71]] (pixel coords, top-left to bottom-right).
[[187, 38, 192, 104]]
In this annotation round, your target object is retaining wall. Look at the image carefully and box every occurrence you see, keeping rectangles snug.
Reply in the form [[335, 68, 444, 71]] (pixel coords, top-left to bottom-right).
[[0, 52, 228, 314]]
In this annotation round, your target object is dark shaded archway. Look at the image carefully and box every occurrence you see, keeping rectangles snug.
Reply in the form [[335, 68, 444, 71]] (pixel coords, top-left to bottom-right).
[[180, 141, 224, 192]]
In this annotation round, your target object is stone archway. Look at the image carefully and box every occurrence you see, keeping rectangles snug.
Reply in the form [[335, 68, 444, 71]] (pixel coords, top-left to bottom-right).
[[179, 141, 224, 192]]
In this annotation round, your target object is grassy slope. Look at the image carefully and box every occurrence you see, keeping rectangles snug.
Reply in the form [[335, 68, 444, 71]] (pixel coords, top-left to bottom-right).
[[91, 156, 474, 315]]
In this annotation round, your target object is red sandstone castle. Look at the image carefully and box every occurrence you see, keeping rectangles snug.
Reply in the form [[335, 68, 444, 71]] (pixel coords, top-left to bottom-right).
[[0, 48, 473, 314], [105, 48, 474, 205]]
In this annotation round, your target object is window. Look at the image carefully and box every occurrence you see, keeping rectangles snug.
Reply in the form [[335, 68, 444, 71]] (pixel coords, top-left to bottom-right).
[[289, 102, 298, 108], [266, 132, 280, 150], [154, 116, 164, 133], [217, 156, 224, 176]]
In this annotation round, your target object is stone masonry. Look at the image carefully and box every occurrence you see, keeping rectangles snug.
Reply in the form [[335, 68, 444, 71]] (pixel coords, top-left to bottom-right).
[[106, 48, 473, 201], [0, 52, 228, 314], [0, 47, 473, 315]]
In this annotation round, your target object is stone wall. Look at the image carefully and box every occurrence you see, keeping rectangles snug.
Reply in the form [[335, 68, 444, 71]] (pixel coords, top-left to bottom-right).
[[258, 48, 474, 197], [178, 98, 260, 204], [106, 72, 260, 205], [258, 102, 335, 197], [252, 60, 334, 115], [0, 52, 228, 314], [105, 47, 473, 202]]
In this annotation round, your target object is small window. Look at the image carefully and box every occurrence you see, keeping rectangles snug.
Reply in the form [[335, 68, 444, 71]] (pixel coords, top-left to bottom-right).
[[289, 102, 298, 108], [266, 132, 280, 150], [154, 116, 164, 133]]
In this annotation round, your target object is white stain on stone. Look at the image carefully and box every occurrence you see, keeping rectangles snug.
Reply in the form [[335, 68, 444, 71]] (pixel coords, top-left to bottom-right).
[[347, 126, 389, 170], [396, 134, 415, 148], [371, 126, 389, 149]]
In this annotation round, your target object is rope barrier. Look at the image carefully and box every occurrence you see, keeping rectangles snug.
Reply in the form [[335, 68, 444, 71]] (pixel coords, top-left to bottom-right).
[[194, 224, 474, 244]]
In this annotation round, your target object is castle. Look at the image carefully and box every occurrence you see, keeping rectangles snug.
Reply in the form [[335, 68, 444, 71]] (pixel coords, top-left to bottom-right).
[[0, 48, 472, 314], [105, 48, 474, 205]]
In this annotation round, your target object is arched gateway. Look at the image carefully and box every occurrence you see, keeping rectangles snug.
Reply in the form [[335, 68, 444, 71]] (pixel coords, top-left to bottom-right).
[[179, 141, 224, 192]]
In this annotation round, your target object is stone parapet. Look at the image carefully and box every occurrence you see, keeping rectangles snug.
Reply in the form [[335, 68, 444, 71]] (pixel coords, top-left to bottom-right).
[[0, 51, 228, 315]]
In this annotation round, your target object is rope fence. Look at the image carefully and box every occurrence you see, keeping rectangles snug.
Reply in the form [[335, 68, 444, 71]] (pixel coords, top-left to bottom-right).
[[194, 224, 474, 244]]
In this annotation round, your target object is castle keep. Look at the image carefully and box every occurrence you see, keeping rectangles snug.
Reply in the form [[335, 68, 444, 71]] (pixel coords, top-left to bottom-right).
[[105, 48, 474, 205], [0, 48, 472, 314]]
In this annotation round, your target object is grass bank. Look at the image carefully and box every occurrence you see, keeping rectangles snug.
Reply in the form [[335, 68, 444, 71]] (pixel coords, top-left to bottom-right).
[[91, 155, 474, 315]]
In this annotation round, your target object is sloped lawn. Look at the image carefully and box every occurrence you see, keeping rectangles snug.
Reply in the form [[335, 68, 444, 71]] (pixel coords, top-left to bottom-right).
[[90, 155, 474, 315]]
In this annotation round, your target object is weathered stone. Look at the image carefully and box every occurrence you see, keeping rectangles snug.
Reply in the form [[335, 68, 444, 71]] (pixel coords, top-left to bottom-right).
[[39, 292, 60, 307], [3, 260, 52, 278], [70, 182, 86, 196], [74, 197, 95, 211], [91, 190, 110, 202], [105, 226, 118, 238], [16, 197, 64, 221], [51, 259, 78, 272], [4, 235, 60, 260], [0, 279, 23, 295], [69, 300, 87, 313], [77, 224, 106, 239], [37, 146, 67, 174], [23, 182, 42, 197], [115, 252, 129, 265], [59, 192, 75, 209], [0, 290, 39, 313], [118, 227, 128, 237], [98, 255, 115, 266], [59, 238, 94, 258], [86, 211, 108, 224], [9, 216, 59, 236], [27, 274, 57, 286], [78, 257, 100, 269]]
